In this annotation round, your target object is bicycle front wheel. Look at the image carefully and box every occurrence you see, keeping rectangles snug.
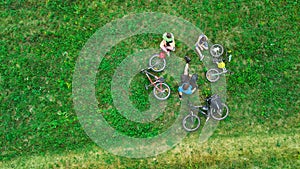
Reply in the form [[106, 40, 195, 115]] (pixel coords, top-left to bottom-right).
[[182, 113, 201, 132], [149, 54, 166, 72], [206, 69, 220, 82], [210, 103, 229, 120], [153, 83, 170, 100], [210, 44, 224, 58]]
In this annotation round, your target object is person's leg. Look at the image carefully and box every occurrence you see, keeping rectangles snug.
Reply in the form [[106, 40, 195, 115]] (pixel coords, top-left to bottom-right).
[[190, 74, 198, 89], [199, 44, 204, 51], [184, 63, 189, 75], [165, 48, 171, 56], [166, 46, 172, 50], [199, 43, 208, 51], [160, 46, 168, 53], [195, 46, 204, 61], [184, 56, 191, 63], [203, 42, 208, 50]]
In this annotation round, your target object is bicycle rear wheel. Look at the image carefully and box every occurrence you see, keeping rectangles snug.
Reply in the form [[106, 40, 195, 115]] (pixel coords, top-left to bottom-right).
[[210, 103, 229, 120], [149, 54, 166, 72], [206, 69, 220, 82], [153, 83, 170, 100], [182, 113, 201, 132]]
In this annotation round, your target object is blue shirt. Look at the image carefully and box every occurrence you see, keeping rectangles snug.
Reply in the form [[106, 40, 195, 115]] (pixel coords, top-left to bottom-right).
[[178, 83, 193, 95]]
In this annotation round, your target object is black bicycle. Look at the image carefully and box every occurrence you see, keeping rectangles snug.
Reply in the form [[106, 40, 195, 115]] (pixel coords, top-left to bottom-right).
[[182, 94, 229, 132]]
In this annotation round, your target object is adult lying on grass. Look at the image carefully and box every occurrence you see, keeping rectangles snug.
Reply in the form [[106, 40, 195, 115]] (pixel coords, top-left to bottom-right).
[[178, 56, 198, 100]]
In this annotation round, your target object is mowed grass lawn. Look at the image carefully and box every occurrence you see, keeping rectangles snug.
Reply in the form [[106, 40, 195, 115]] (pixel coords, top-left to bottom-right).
[[1, 0, 299, 168]]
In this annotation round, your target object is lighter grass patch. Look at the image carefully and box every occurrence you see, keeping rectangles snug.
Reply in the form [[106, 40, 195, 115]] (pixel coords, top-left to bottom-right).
[[2, 133, 299, 169], [215, 26, 243, 48]]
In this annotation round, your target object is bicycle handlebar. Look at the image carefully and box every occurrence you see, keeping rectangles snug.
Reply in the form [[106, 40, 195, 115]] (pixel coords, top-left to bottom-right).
[[140, 68, 148, 73]]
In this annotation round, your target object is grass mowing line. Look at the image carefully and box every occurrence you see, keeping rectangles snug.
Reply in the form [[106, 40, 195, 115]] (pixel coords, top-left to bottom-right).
[[1, 133, 298, 169]]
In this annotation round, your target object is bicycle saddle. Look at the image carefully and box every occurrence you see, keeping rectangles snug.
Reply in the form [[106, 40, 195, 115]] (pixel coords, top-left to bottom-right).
[[201, 106, 209, 111], [158, 77, 165, 82]]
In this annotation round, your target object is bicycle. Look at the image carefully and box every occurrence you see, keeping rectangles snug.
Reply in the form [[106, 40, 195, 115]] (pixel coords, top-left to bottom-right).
[[206, 44, 232, 82], [182, 94, 229, 132], [140, 65, 171, 100]]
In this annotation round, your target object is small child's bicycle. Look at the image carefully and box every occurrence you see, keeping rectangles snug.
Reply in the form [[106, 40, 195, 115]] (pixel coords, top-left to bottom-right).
[[182, 94, 229, 132], [206, 44, 232, 82], [140, 65, 171, 100]]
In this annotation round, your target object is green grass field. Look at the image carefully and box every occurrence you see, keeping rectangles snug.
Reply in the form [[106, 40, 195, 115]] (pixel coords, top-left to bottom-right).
[[1, 0, 299, 168]]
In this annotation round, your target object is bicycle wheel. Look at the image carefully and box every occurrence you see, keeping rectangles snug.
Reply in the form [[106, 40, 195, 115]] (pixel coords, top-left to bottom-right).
[[153, 83, 170, 100], [149, 54, 166, 72], [210, 103, 229, 120], [182, 113, 201, 132], [206, 69, 220, 82], [210, 44, 224, 58]]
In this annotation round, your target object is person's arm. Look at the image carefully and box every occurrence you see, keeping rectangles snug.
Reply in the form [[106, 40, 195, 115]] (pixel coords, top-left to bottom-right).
[[172, 40, 175, 48], [202, 41, 208, 50], [191, 87, 197, 94], [171, 33, 175, 47], [178, 85, 183, 100], [178, 91, 183, 100]]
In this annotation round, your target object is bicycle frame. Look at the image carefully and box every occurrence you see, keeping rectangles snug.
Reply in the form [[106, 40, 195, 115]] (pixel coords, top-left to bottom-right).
[[140, 65, 171, 101], [141, 69, 165, 92], [189, 103, 210, 119], [210, 68, 228, 76]]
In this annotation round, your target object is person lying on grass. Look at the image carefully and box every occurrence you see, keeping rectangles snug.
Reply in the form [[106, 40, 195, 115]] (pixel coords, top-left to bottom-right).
[[178, 56, 198, 100], [160, 32, 175, 56]]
